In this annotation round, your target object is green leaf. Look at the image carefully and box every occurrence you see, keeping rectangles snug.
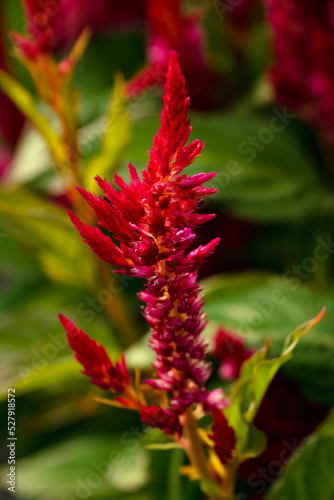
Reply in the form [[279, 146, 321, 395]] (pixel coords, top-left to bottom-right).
[[0, 187, 95, 287], [0, 301, 119, 401], [167, 449, 185, 500], [0, 434, 149, 499], [203, 271, 334, 405], [0, 70, 67, 166], [248, 309, 325, 421], [225, 309, 324, 461], [146, 443, 182, 450], [2, 356, 82, 400], [84, 74, 131, 191], [0, 241, 120, 401], [265, 411, 334, 500]]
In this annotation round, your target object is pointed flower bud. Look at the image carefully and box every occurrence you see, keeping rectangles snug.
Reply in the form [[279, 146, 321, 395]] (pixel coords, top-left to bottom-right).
[[213, 327, 253, 380], [59, 314, 131, 393], [210, 409, 236, 465]]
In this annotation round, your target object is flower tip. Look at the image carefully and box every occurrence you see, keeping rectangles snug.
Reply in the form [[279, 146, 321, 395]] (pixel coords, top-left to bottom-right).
[[169, 49, 179, 64], [207, 237, 221, 254], [58, 313, 69, 328], [58, 314, 77, 339], [68, 210, 84, 229], [67, 209, 78, 225], [76, 186, 87, 197], [167, 50, 182, 79], [58, 314, 81, 346]]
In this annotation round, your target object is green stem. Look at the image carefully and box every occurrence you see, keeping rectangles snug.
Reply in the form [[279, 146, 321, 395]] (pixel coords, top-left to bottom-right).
[[167, 449, 185, 500], [183, 408, 211, 480], [183, 409, 221, 500]]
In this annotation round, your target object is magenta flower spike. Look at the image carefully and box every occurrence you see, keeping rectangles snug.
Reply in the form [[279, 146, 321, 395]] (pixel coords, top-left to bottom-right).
[[62, 51, 226, 436]]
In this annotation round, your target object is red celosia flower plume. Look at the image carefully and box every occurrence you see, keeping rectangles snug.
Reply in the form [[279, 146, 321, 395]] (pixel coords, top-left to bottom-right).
[[62, 51, 226, 436], [210, 409, 236, 465], [59, 314, 132, 395]]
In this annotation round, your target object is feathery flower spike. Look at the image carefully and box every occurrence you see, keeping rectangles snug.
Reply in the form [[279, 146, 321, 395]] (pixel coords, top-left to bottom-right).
[[63, 51, 226, 435], [59, 314, 129, 391], [59, 314, 142, 410]]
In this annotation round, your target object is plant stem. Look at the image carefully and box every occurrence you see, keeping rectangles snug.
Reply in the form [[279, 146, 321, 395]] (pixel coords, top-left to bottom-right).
[[167, 449, 184, 500], [183, 408, 221, 500], [182, 409, 238, 500], [183, 408, 211, 480]]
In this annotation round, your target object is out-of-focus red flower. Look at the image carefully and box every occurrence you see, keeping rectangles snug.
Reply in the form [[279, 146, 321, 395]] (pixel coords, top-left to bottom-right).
[[210, 408, 236, 464], [21, 0, 145, 51], [128, 0, 227, 110], [213, 327, 253, 380], [11, 28, 55, 61], [265, 0, 334, 142]]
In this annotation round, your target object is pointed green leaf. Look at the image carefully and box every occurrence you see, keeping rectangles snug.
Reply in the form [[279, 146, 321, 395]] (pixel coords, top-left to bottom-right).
[[225, 310, 325, 461], [202, 271, 334, 405]]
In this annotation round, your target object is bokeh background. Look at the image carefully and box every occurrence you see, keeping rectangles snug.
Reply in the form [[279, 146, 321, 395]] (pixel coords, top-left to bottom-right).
[[0, 1, 334, 499]]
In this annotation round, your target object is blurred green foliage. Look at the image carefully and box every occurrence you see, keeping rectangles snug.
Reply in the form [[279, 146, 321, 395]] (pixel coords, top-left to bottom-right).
[[265, 411, 334, 500]]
